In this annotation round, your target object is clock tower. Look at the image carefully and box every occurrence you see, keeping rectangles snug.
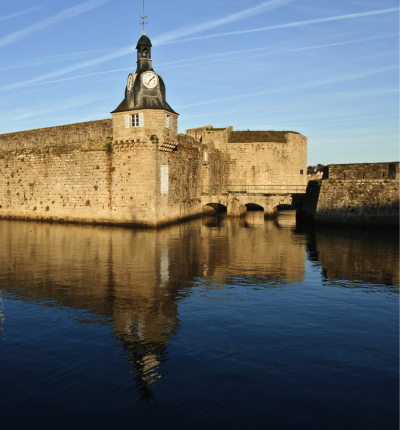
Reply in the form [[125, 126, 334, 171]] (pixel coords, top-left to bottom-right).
[[111, 31, 178, 142]]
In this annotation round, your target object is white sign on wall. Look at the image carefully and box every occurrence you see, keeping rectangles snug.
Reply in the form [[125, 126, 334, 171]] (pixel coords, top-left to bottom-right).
[[161, 165, 169, 194]]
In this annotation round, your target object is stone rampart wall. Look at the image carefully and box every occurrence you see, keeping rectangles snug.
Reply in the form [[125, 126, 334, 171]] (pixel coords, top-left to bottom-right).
[[302, 178, 399, 228], [326, 162, 399, 181], [0, 119, 113, 152], [0, 118, 305, 227], [0, 119, 229, 227], [0, 139, 161, 225], [225, 133, 307, 186]]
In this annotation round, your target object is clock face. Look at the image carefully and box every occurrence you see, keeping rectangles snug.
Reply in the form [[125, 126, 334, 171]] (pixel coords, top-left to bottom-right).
[[142, 72, 158, 89], [127, 74, 134, 91]]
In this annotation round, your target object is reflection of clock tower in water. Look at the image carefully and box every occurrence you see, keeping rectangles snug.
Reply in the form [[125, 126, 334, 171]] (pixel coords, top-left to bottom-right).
[[111, 30, 178, 142]]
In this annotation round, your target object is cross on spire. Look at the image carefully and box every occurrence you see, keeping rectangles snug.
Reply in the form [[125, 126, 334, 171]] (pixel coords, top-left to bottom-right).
[[140, 0, 148, 35]]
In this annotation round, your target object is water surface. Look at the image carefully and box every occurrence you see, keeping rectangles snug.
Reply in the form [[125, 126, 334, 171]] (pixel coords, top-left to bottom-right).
[[0, 213, 398, 429]]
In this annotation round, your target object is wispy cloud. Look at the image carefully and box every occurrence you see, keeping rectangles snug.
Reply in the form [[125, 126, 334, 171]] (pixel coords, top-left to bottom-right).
[[1, 92, 106, 122], [176, 65, 398, 109], [158, 34, 398, 71], [4, 34, 396, 91], [0, 46, 135, 92], [0, 0, 113, 49], [0, 6, 44, 21], [152, 0, 293, 45], [0, 49, 114, 72], [182, 91, 399, 120], [160, 7, 399, 45]]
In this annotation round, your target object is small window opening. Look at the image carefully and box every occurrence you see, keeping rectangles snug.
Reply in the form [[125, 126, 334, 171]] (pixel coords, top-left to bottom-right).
[[362, 173, 365, 179], [165, 114, 173, 129], [143, 50, 148, 59], [344, 173, 347, 179], [382, 172, 385, 178], [388, 164, 396, 179], [300, 170, 304, 175], [132, 114, 139, 127]]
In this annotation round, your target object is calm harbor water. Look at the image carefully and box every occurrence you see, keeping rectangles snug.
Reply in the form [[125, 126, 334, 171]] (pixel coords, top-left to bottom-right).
[[0, 212, 398, 429]]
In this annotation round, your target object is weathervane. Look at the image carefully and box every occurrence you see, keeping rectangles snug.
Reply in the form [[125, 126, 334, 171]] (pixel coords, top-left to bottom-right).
[[140, 0, 148, 35]]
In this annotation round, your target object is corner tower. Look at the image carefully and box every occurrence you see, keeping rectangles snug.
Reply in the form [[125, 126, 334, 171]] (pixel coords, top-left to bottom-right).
[[111, 32, 178, 142]]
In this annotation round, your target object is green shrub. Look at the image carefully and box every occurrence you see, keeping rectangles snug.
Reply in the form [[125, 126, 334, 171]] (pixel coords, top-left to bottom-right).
[[150, 134, 159, 143], [45, 206, 49, 211], [33, 206, 37, 211], [104, 143, 113, 154]]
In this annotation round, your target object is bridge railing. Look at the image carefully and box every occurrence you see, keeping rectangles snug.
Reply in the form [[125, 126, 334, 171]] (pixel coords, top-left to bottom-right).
[[201, 185, 308, 195]]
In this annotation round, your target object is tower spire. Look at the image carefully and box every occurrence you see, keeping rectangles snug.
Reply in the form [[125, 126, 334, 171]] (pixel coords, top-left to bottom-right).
[[140, 0, 147, 35]]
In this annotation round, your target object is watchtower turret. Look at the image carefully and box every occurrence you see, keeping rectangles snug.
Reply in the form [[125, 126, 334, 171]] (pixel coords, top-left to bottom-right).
[[111, 32, 178, 142]]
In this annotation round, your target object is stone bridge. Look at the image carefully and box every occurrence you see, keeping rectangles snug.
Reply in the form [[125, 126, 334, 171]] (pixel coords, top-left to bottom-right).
[[200, 193, 306, 217]]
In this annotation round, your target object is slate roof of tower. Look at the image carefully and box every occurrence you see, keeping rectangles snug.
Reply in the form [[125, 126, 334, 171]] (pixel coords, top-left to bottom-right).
[[136, 35, 152, 48]]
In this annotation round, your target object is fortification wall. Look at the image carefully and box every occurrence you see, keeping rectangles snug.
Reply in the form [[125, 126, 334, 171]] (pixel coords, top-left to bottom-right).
[[0, 138, 161, 225], [302, 178, 399, 228], [225, 133, 307, 187], [0, 120, 112, 152], [326, 162, 399, 181], [0, 119, 229, 227], [185, 126, 232, 151], [155, 141, 229, 224]]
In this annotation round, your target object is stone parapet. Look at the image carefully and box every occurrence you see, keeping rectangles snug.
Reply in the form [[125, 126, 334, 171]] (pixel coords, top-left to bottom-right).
[[326, 162, 399, 181], [0, 119, 112, 152], [302, 178, 399, 228]]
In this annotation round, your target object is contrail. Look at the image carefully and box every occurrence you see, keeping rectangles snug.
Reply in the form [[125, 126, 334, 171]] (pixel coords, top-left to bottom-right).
[[157, 7, 399, 45], [0, 46, 136, 92], [1, 34, 396, 91], [176, 66, 398, 109], [0, 6, 44, 22], [0, 0, 113, 49], [152, 0, 293, 45]]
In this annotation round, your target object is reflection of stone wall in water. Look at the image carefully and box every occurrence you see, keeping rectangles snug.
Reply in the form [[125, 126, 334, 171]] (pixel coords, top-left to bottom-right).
[[312, 227, 399, 287], [0, 217, 307, 399], [200, 217, 306, 284], [0, 220, 183, 400], [276, 211, 297, 229]]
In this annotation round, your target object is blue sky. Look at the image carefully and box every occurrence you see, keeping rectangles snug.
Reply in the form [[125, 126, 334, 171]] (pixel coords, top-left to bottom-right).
[[0, 0, 398, 164]]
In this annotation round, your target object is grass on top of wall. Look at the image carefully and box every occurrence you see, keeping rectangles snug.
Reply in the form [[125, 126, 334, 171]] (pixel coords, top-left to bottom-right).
[[228, 130, 299, 143]]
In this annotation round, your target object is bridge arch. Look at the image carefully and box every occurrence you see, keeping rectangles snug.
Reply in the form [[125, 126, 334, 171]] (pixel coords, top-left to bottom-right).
[[245, 203, 264, 212], [202, 203, 227, 213]]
